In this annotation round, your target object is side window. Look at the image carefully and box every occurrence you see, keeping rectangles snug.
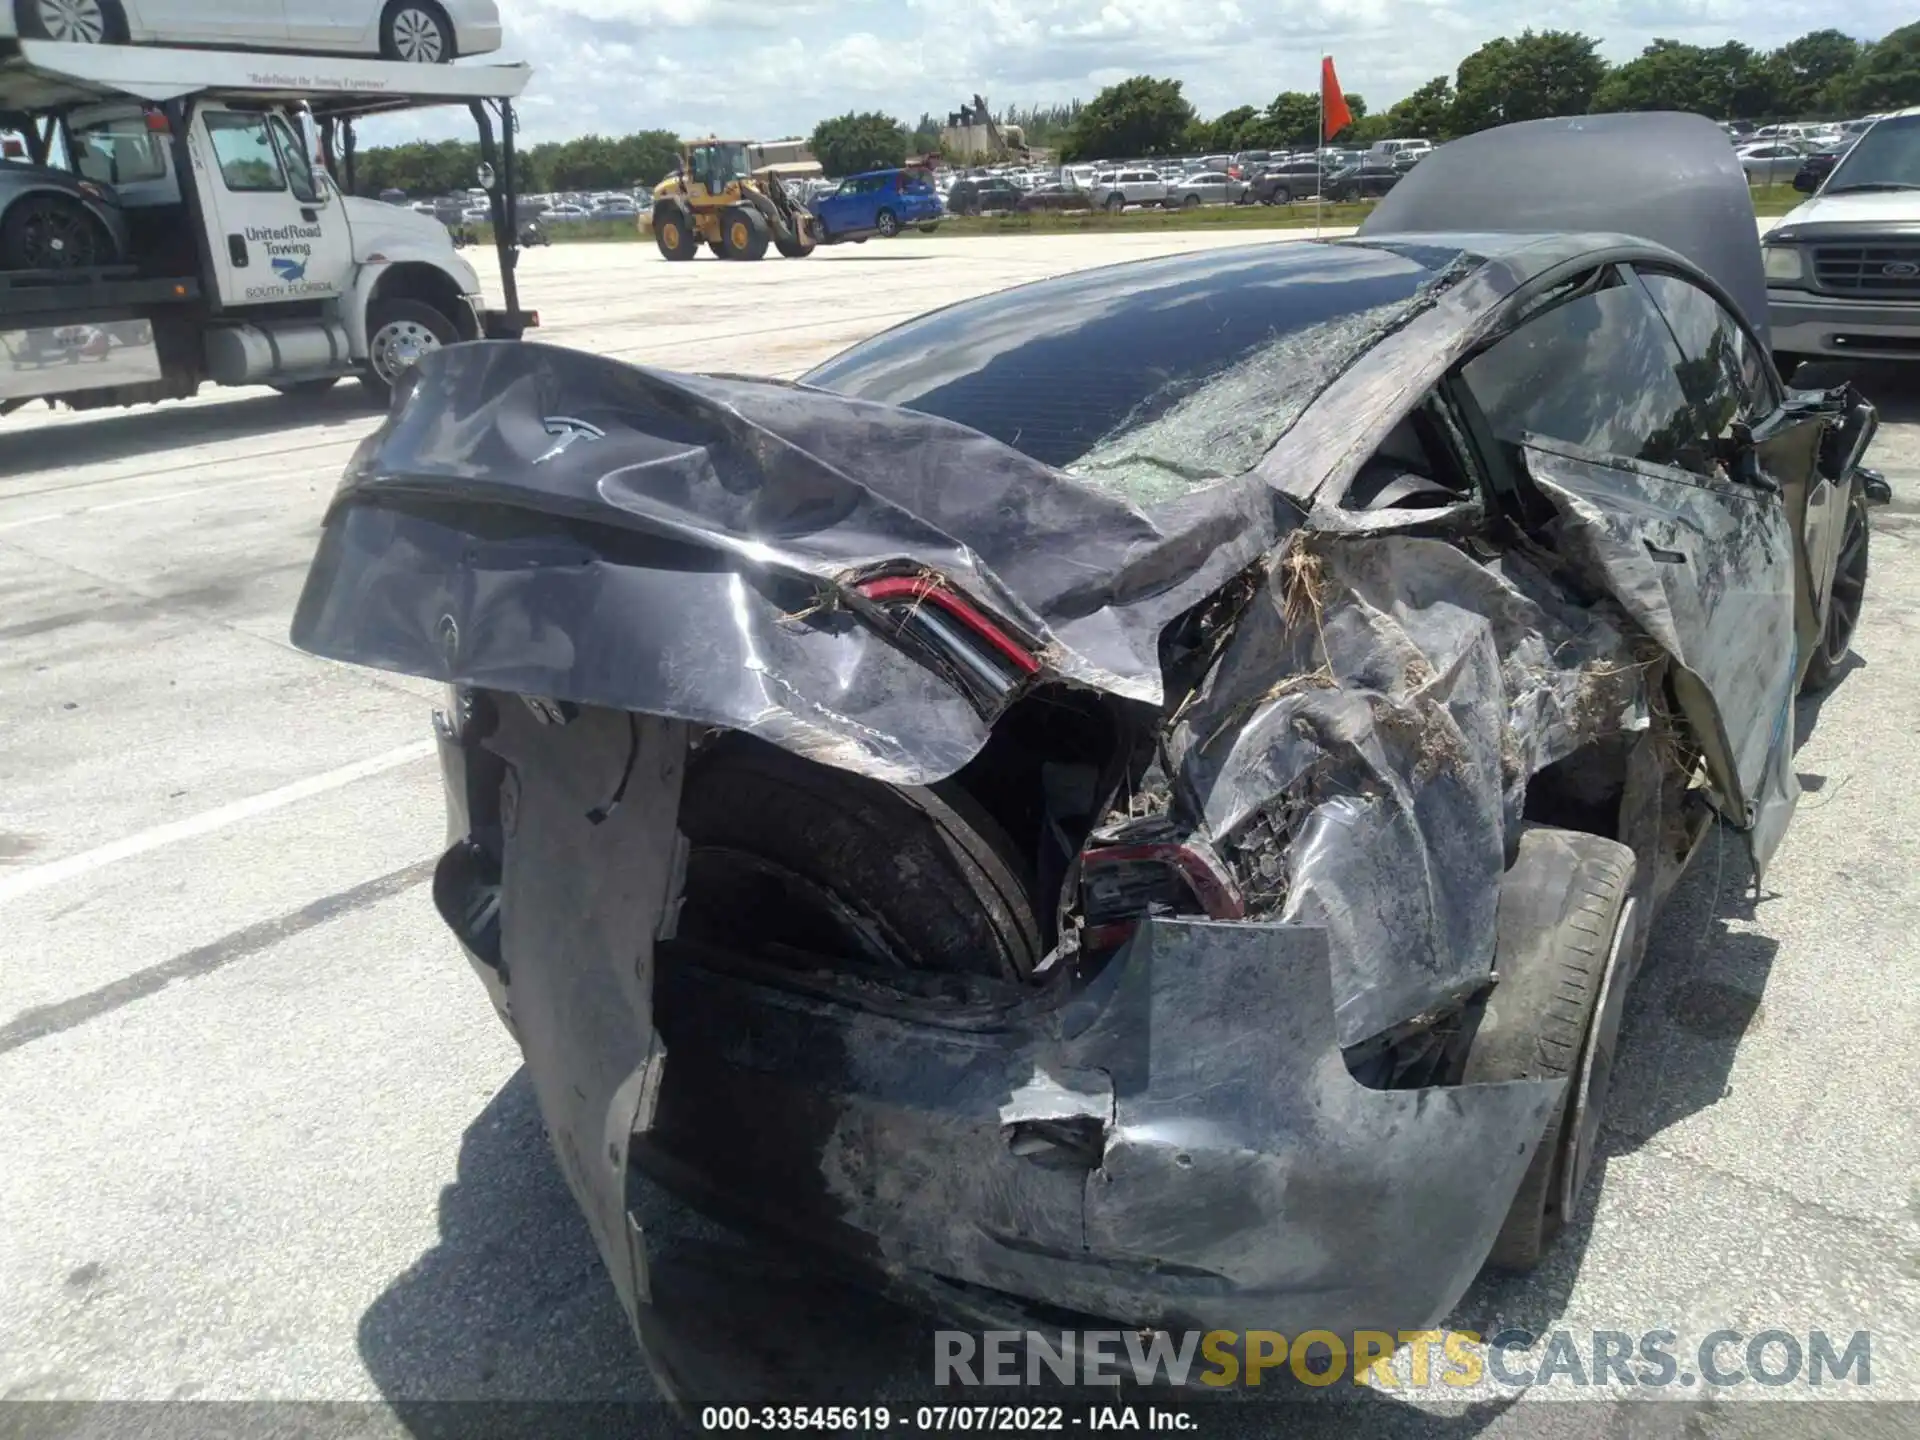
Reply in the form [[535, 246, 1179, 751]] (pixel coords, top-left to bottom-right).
[[267, 114, 317, 203], [204, 111, 285, 193], [1637, 269, 1777, 421], [1461, 278, 1714, 477], [73, 117, 168, 185]]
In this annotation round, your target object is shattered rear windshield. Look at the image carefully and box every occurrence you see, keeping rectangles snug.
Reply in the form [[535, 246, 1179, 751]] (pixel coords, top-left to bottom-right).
[[802, 241, 1456, 504]]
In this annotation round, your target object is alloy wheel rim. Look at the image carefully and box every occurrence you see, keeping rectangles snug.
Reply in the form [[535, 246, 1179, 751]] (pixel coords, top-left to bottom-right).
[[39, 0, 106, 42], [371, 319, 440, 384], [24, 205, 92, 268], [391, 8, 445, 62]]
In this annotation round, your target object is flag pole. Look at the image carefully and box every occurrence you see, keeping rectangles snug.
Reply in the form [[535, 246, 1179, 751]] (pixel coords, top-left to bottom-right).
[[1315, 51, 1324, 238]]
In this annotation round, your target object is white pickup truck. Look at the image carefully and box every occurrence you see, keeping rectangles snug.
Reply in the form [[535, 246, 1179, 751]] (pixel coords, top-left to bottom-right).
[[1764, 106, 1920, 377], [0, 38, 537, 415]]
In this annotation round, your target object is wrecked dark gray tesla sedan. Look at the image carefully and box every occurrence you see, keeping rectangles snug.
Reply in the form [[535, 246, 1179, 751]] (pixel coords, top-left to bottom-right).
[[291, 114, 1884, 1383]]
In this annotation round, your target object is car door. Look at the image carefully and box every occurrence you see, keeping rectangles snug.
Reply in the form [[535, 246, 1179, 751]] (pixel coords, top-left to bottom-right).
[[132, 0, 289, 44], [814, 179, 854, 235], [846, 176, 883, 231], [193, 103, 351, 306], [283, 3, 378, 51], [1457, 267, 1802, 867]]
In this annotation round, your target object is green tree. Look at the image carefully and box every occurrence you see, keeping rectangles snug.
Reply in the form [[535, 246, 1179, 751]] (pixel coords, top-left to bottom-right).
[[1256, 90, 1321, 148], [1381, 76, 1455, 139], [1450, 29, 1607, 133], [1197, 104, 1258, 152], [1768, 30, 1862, 116], [809, 111, 908, 176], [1592, 39, 1778, 119], [1061, 75, 1195, 160], [1838, 22, 1920, 111]]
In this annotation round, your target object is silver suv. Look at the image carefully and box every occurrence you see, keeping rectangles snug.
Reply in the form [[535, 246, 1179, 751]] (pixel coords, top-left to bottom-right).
[[1089, 168, 1170, 212]]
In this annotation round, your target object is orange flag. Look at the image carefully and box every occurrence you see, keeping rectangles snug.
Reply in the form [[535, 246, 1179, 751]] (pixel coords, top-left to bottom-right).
[[1321, 57, 1353, 140]]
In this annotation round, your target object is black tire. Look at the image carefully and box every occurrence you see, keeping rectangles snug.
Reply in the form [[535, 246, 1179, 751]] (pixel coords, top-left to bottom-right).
[[1801, 479, 1870, 693], [774, 229, 816, 258], [720, 205, 769, 261], [1104, 194, 1125, 213], [875, 207, 900, 237], [270, 377, 341, 397], [676, 736, 1042, 982], [0, 194, 114, 270], [15, 0, 126, 42], [1269, 187, 1291, 205], [917, 221, 939, 234], [1773, 350, 1812, 384], [705, 238, 726, 258], [653, 204, 698, 261], [1181, 194, 1200, 208], [1464, 827, 1639, 1271], [358, 297, 458, 406], [379, 1, 455, 63]]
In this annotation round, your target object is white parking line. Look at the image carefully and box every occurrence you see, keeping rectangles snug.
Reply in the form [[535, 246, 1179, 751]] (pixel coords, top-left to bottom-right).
[[0, 739, 435, 907]]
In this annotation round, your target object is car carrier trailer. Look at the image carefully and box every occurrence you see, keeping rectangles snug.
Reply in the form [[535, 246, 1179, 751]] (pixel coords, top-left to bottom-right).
[[0, 36, 536, 414]]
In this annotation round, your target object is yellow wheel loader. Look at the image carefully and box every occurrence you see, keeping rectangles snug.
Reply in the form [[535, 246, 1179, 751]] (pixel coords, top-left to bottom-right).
[[648, 140, 820, 262]]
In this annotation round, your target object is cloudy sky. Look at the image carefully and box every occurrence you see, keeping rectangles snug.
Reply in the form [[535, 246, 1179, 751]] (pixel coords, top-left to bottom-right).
[[372, 1, 1916, 145]]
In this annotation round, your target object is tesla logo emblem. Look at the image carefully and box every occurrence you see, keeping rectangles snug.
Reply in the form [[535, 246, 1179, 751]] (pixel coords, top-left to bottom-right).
[[1882, 261, 1919, 277], [536, 415, 604, 462]]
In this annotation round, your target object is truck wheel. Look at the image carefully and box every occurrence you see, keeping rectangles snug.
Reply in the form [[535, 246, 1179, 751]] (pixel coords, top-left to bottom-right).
[[875, 207, 900, 237], [1464, 827, 1639, 1271], [16, 0, 127, 42], [653, 205, 698, 261], [721, 206, 769, 260], [1800, 479, 1870, 694], [360, 298, 457, 405], [379, 1, 455, 63], [0, 195, 114, 270], [675, 735, 1042, 983]]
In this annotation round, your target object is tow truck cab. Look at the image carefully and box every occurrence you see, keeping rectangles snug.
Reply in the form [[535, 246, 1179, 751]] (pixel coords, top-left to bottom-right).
[[0, 38, 536, 413]]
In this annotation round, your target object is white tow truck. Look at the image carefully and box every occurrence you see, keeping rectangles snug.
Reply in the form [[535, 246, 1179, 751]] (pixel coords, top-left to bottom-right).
[[0, 37, 538, 415]]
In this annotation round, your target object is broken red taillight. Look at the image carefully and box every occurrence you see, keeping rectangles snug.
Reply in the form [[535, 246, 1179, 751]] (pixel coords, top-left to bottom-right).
[[855, 576, 1040, 676], [1077, 836, 1247, 951]]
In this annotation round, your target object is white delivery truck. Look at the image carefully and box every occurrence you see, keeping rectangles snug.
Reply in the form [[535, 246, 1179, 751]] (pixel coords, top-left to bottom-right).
[[0, 37, 537, 415]]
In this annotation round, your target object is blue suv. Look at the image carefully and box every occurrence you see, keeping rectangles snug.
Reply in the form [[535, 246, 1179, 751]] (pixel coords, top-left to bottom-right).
[[810, 168, 943, 240]]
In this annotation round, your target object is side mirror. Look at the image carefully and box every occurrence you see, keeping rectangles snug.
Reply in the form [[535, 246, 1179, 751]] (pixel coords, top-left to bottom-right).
[[1793, 170, 1816, 193]]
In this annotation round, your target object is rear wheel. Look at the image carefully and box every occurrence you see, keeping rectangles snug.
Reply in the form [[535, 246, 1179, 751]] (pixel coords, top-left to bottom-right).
[[774, 225, 816, 258], [1801, 479, 1870, 693], [380, 1, 454, 63], [653, 204, 698, 261], [0, 195, 114, 271], [359, 297, 458, 406], [875, 207, 901, 237], [16, 0, 127, 42], [676, 736, 1042, 983], [721, 205, 769, 260], [1464, 827, 1639, 1271], [1267, 187, 1291, 205]]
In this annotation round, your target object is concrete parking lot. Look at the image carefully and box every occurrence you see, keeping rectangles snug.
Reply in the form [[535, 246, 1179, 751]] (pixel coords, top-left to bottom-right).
[[2, 232, 1917, 1435]]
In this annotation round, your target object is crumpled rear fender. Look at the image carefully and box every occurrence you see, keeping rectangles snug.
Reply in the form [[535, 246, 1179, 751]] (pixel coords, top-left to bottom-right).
[[453, 702, 1564, 1353]]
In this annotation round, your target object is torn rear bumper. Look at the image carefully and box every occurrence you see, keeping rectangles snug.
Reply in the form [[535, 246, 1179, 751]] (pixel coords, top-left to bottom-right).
[[434, 701, 1565, 1370]]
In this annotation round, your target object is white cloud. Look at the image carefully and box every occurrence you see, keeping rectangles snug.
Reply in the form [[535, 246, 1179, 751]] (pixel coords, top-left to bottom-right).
[[361, 1, 1917, 147]]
